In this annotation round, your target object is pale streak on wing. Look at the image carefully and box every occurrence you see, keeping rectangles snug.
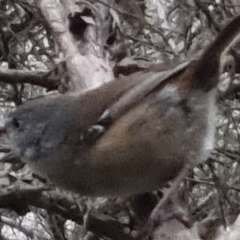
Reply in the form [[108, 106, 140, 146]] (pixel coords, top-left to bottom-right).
[[100, 61, 190, 122]]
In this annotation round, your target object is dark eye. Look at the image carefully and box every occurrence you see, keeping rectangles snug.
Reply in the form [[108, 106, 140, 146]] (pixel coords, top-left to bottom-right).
[[12, 118, 20, 128]]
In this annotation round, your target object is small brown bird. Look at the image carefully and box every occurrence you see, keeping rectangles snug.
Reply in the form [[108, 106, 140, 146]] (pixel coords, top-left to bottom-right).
[[2, 16, 240, 198]]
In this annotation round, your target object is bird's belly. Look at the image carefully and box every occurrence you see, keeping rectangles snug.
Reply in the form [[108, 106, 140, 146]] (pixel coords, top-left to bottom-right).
[[50, 91, 215, 197], [33, 91, 216, 197]]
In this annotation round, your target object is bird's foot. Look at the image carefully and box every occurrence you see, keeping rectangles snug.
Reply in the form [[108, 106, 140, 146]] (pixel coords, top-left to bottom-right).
[[138, 164, 192, 240], [138, 194, 190, 240]]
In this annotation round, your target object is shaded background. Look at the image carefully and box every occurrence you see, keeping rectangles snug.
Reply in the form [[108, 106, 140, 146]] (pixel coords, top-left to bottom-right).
[[1, 0, 240, 239]]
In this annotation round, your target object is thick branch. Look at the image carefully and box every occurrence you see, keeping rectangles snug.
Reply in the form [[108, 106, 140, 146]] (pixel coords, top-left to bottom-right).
[[0, 68, 60, 90], [0, 187, 84, 225], [37, 0, 113, 93]]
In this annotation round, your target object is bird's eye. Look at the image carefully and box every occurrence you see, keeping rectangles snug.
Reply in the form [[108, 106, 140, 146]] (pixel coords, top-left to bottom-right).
[[12, 118, 20, 128]]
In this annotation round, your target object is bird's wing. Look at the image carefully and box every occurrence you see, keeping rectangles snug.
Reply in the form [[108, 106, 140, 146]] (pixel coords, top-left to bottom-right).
[[98, 61, 190, 125]]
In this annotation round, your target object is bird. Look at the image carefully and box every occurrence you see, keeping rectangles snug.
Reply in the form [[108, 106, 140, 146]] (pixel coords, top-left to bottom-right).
[[1, 15, 240, 199]]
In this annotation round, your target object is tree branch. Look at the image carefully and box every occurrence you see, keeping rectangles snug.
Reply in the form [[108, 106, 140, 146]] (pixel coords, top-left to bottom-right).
[[36, 0, 113, 93], [0, 187, 84, 225], [0, 68, 60, 90]]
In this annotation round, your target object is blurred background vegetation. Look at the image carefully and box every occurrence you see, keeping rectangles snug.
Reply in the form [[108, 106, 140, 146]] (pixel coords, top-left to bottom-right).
[[1, 0, 240, 239]]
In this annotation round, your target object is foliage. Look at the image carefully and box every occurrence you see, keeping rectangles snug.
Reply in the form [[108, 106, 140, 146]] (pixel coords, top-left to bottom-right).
[[0, 0, 240, 239]]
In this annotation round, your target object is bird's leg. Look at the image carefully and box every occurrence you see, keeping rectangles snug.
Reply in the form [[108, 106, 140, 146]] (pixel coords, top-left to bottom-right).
[[138, 164, 192, 240]]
